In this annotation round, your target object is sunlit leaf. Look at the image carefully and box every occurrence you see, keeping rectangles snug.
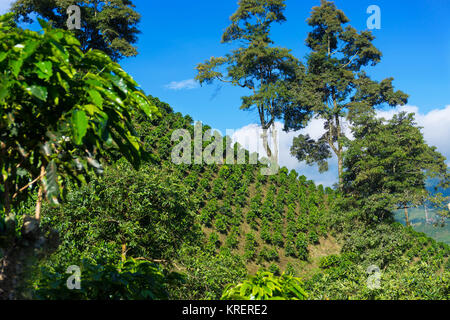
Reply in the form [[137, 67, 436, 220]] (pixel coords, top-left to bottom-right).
[[26, 85, 48, 101], [87, 89, 103, 108], [72, 109, 88, 145]]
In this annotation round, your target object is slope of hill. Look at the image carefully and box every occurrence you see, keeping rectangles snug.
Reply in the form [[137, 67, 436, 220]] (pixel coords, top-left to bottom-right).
[[394, 208, 450, 245], [30, 96, 449, 300], [393, 179, 449, 244]]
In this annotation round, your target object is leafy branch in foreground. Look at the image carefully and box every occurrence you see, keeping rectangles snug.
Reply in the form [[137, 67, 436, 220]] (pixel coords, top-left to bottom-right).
[[221, 271, 308, 300], [33, 258, 183, 300], [0, 13, 157, 230]]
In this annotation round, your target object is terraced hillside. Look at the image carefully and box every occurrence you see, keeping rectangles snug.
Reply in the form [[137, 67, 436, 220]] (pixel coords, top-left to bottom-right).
[[30, 96, 449, 300]]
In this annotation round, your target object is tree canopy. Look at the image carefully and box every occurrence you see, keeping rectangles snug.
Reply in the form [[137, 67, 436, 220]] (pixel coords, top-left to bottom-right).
[[290, 0, 409, 189], [196, 0, 311, 164], [11, 0, 141, 61], [342, 112, 449, 222]]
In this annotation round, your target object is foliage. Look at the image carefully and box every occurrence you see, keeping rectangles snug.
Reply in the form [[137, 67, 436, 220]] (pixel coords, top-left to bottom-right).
[[290, 0, 408, 188], [173, 246, 247, 300], [37, 160, 201, 268], [12, 0, 141, 61], [33, 258, 180, 300], [0, 14, 156, 228], [221, 271, 308, 300], [343, 112, 449, 221], [3, 0, 449, 301], [196, 0, 310, 158], [244, 232, 258, 261]]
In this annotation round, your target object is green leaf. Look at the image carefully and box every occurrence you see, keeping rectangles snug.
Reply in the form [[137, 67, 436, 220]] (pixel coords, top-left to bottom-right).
[[0, 52, 7, 63], [87, 89, 103, 108], [50, 40, 69, 64], [72, 109, 88, 145], [38, 18, 50, 30], [0, 79, 10, 100], [83, 104, 99, 116], [21, 41, 40, 60], [263, 285, 273, 296], [132, 91, 157, 117], [59, 64, 75, 79], [56, 72, 70, 92], [101, 88, 124, 107], [110, 75, 128, 95], [35, 61, 53, 80], [10, 59, 24, 78], [64, 33, 81, 46], [26, 85, 48, 101], [240, 284, 249, 297]]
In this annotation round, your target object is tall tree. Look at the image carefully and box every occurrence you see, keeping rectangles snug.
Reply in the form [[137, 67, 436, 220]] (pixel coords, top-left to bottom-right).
[[11, 0, 141, 61], [342, 112, 449, 223], [290, 0, 408, 189], [196, 0, 310, 169]]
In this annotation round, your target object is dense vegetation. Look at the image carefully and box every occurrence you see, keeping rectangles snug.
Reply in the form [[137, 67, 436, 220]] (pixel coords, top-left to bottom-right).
[[14, 100, 448, 300], [0, 0, 449, 301]]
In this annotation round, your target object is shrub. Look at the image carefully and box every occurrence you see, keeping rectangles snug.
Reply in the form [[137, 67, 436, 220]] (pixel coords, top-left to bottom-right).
[[221, 271, 308, 300]]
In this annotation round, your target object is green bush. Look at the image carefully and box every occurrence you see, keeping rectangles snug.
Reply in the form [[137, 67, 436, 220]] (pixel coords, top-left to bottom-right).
[[221, 271, 308, 300], [34, 258, 180, 300]]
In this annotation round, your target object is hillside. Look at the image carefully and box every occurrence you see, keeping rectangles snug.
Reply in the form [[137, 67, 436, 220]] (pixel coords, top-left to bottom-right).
[[28, 96, 449, 300], [393, 179, 450, 244]]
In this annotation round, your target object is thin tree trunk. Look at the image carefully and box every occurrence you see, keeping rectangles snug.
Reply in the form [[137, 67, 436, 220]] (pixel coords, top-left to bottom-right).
[[121, 243, 127, 262], [0, 142, 11, 216], [261, 128, 272, 158], [35, 187, 43, 221], [35, 166, 45, 221], [271, 126, 279, 166], [3, 177, 11, 217], [338, 154, 343, 190], [335, 114, 343, 190], [404, 207, 410, 226]]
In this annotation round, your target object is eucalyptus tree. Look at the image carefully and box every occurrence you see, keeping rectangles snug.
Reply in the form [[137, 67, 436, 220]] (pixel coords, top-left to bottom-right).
[[290, 0, 408, 189], [196, 0, 311, 169], [11, 0, 141, 61]]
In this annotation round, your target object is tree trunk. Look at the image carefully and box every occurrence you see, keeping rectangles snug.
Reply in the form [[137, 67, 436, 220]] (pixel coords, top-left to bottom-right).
[[271, 126, 279, 166], [35, 166, 45, 221], [335, 114, 343, 190], [0, 142, 11, 216], [337, 154, 343, 190], [2, 177, 11, 217], [261, 128, 272, 158], [404, 207, 410, 226], [35, 187, 43, 221], [121, 243, 127, 262], [260, 126, 280, 175]]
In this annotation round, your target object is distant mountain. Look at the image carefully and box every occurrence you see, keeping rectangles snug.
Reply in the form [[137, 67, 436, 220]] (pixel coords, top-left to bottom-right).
[[426, 178, 450, 197]]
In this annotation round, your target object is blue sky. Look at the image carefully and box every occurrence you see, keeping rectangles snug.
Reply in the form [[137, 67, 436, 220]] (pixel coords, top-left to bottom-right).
[[117, 0, 450, 132], [121, 0, 450, 186], [1, 0, 449, 186]]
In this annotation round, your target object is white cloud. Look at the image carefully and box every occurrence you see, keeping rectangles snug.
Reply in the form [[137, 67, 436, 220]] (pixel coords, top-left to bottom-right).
[[164, 79, 199, 91], [231, 105, 450, 187], [0, 0, 14, 15], [376, 105, 450, 164], [231, 120, 340, 187]]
